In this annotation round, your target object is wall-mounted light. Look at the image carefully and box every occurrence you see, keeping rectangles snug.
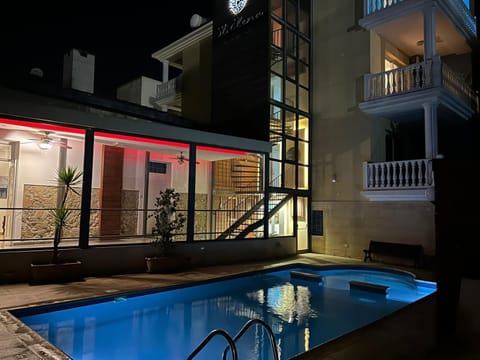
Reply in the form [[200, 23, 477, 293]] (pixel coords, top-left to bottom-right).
[[331, 174, 337, 183]]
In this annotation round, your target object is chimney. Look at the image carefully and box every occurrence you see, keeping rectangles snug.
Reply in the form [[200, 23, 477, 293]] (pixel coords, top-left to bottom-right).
[[63, 49, 95, 94]]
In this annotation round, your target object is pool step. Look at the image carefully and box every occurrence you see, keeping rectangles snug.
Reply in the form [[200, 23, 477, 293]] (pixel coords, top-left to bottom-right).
[[290, 271, 323, 283], [349, 280, 389, 294]]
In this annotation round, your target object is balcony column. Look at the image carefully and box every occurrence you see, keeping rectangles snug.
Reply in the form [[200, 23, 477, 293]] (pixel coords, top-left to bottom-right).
[[423, 5, 437, 60], [161, 60, 169, 112], [423, 101, 438, 159]]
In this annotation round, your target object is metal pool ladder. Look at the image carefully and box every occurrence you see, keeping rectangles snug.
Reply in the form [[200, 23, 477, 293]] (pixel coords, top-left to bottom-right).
[[187, 318, 280, 360]]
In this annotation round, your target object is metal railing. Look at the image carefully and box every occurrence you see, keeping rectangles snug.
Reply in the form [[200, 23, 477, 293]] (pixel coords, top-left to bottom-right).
[[187, 318, 278, 360], [222, 319, 279, 360], [187, 329, 238, 360]]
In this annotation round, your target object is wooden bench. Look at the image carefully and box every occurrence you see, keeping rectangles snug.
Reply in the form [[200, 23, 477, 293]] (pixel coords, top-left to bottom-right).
[[363, 240, 424, 267]]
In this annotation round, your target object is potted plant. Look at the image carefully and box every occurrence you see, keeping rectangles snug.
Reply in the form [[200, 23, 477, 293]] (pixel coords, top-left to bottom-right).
[[30, 167, 84, 283], [145, 188, 187, 273]]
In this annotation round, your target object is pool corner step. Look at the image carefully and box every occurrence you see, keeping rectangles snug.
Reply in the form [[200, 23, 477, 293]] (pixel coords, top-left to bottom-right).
[[349, 280, 389, 294], [290, 271, 323, 283]]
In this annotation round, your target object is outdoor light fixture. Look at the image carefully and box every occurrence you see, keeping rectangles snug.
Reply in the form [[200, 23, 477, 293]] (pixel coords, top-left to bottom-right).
[[331, 174, 337, 183]]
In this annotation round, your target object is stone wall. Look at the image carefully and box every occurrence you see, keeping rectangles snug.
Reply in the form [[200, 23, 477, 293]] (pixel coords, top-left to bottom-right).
[[21, 185, 138, 239]]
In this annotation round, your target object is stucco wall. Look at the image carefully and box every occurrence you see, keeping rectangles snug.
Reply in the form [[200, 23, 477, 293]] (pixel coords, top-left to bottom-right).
[[311, 201, 435, 259]]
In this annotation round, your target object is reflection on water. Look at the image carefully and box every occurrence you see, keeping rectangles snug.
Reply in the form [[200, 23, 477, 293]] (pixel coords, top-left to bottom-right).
[[18, 268, 436, 360]]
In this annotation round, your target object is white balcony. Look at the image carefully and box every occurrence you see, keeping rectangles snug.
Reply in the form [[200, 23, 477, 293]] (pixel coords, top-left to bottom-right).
[[360, 57, 479, 119], [362, 159, 435, 201], [361, 0, 476, 42], [152, 75, 183, 111]]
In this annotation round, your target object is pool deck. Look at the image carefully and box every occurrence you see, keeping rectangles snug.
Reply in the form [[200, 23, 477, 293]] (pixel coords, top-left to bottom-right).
[[0, 253, 478, 359]]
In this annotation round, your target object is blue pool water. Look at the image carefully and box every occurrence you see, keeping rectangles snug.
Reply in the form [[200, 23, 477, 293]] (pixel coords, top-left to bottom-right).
[[13, 265, 436, 360]]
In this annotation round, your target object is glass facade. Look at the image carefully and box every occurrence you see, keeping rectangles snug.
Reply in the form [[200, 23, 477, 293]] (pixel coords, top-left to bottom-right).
[[270, 0, 311, 247], [0, 118, 265, 249]]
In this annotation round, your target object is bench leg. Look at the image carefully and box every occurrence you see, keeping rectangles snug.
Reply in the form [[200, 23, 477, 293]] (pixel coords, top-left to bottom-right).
[[363, 250, 371, 262]]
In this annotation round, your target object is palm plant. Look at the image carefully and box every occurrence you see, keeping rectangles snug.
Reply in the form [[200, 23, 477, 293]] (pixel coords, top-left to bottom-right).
[[51, 167, 82, 264]]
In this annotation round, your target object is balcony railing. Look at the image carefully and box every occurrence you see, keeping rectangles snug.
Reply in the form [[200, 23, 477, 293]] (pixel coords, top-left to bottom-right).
[[155, 75, 183, 101], [363, 0, 476, 38], [364, 58, 479, 111], [365, 0, 404, 15], [363, 159, 434, 190]]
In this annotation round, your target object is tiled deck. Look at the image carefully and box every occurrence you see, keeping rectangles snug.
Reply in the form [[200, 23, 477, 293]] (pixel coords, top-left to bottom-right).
[[0, 254, 478, 359]]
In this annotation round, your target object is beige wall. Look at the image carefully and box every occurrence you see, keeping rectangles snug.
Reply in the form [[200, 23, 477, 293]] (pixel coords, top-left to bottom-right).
[[311, 0, 435, 257], [182, 37, 212, 124], [312, 201, 435, 259]]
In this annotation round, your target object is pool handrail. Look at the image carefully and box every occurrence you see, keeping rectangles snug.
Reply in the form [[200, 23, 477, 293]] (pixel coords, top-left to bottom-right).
[[222, 318, 280, 360], [187, 329, 238, 360]]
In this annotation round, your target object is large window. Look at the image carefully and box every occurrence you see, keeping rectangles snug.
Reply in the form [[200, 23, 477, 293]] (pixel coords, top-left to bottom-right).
[[269, 0, 311, 243], [90, 132, 189, 245], [202, 147, 265, 240], [0, 118, 85, 249]]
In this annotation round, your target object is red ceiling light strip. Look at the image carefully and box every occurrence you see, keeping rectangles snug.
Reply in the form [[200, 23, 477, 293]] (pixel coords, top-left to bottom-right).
[[0, 118, 249, 155], [0, 118, 85, 134], [197, 146, 247, 155], [95, 132, 189, 148]]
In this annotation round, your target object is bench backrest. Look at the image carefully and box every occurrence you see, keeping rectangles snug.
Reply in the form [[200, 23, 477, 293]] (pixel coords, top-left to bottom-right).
[[369, 241, 423, 257]]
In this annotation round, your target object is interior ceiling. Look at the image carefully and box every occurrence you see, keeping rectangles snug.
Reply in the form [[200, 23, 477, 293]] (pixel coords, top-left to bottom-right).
[[0, 123, 243, 162], [375, 11, 471, 57]]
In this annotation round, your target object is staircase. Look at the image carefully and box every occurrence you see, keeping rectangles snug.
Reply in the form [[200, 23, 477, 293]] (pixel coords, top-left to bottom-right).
[[217, 192, 292, 240]]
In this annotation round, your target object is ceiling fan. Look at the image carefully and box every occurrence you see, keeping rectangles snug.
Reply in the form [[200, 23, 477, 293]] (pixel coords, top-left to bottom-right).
[[169, 151, 199, 165], [25, 131, 72, 150]]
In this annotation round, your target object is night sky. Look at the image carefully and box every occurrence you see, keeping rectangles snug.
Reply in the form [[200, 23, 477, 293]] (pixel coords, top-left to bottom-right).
[[1, 2, 213, 97]]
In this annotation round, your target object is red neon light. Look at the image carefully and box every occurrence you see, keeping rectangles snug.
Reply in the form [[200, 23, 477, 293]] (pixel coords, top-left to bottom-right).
[[197, 146, 247, 155], [0, 118, 248, 155], [95, 132, 189, 148], [0, 118, 85, 134]]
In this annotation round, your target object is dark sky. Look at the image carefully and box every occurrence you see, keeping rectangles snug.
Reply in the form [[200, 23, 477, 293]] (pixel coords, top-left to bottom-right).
[[1, 2, 213, 97]]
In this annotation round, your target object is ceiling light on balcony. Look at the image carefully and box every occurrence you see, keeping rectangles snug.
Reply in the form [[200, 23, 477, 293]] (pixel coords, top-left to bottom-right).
[[416, 36, 443, 46]]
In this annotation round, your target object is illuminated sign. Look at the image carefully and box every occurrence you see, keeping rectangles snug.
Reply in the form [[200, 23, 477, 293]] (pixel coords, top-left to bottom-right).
[[228, 0, 248, 15]]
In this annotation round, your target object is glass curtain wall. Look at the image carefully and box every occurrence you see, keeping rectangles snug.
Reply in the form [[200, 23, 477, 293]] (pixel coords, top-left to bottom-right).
[[90, 132, 189, 245], [196, 146, 265, 241], [0, 118, 85, 249], [269, 0, 311, 241]]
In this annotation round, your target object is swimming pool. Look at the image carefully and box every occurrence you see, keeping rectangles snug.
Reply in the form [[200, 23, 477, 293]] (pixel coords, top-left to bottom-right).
[[12, 264, 436, 360]]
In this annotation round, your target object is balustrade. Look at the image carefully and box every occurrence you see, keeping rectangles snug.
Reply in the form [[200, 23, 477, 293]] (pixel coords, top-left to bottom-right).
[[363, 159, 434, 190]]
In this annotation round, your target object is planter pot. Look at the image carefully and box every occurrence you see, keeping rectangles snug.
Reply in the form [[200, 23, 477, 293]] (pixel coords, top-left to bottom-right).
[[145, 256, 188, 274], [30, 261, 83, 284]]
